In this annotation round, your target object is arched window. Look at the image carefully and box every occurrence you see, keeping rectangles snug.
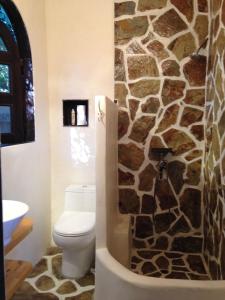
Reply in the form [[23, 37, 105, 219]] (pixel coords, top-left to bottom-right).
[[0, 0, 34, 145]]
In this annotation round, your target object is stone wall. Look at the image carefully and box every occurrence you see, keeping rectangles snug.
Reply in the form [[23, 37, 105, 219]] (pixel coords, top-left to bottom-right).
[[115, 0, 209, 254], [203, 0, 225, 280]]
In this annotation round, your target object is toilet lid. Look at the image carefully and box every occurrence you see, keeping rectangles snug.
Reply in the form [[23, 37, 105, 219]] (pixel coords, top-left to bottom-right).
[[54, 211, 95, 237]]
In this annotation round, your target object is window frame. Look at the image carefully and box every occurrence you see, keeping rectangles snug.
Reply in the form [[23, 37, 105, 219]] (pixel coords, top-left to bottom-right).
[[0, 21, 24, 144]]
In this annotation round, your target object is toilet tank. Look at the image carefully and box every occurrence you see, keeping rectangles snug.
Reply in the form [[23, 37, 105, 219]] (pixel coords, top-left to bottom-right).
[[64, 184, 96, 212]]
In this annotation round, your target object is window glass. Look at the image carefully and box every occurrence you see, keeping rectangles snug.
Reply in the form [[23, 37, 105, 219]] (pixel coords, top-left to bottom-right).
[[0, 37, 7, 51], [0, 5, 16, 41], [0, 64, 10, 93], [0, 105, 11, 133]]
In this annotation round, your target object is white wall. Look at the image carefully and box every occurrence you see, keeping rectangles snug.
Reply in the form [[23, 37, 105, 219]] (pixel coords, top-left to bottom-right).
[[45, 0, 114, 228], [2, 0, 51, 265]]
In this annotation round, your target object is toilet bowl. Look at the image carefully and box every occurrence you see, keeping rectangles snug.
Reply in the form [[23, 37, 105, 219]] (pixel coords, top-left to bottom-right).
[[53, 185, 96, 279]]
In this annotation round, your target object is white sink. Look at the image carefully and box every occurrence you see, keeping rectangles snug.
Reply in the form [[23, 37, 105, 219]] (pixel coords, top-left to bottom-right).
[[3, 200, 29, 246]]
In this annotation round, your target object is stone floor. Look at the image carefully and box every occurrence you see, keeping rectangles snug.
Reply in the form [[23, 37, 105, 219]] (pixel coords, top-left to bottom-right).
[[12, 247, 95, 300], [131, 248, 211, 280]]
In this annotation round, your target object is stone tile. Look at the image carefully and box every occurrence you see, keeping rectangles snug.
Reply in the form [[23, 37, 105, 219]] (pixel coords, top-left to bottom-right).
[[161, 60, 180, 76], [185, 160, 201, 186], [149, 272, 163, 277], [165, 272, 189, 279], [129, 79, 160, 98], [118, 110, 129, 139], [153, 9, 187, 38], [183, 56, 207, 87], [191, 125, 204, 141], [168, 161, 185, 194], [154, 212, 176, 234], [137, 250, 160, 259], [147, 40, 169, 61], [185, 150, 202, 161], [118, 169, 135, 185], [168, 33, 196, 61], [153, 236, 169, 250], [139, 163, 157, 191], [65, 290, 94, 300], [136, 216, 153, 238], [198, 0, 208, 12], [115, 48, 126, 81], [77, 271, 95, 287], [142, 262, 157, 274], [126, 41, 146, 54], [165, 252, 183, 259], [35, 275, 55, 291], [131, 256, 142, 264], [115, 83, 128, 107], [218, 110, 225, 137], [141, 194, 156, 214], [188, 273, 210, 280], [129, 116, 155, 143], [115, 17, 149, 45], [52, 255, 64, 280], [162, 79, 185, 106], [156, 104, 179, 133], [141, 97, 160, 114], [170, 0, 194, 22], [187, 255, 207, 274], [56, 281, 77, 295], [46, 247, 62, 256], [128, 55, 159, 80], [133, 239, 146, 248], [183, 89, 205, 107], [168, 216, 191, 236], [171, 236, 203, 253], [172, 258, 185, 266], [119, 142, 144, 170], [115, 1, 136, 18], [129, 99, 139, 121], [155, 179, 178, 210], [194, 15, 209, 45], [180, 188, 201, 229], [162, 129, 195, 155], [138, 0, 167, 11], [180, 107, 203, 127], [12, 281, 59, 300], [222, 0, 225, 26], [119, 188, 140, 214], [141, 32, 155, 45], [155, 256, 169, 270], [27, 258, 48, 278]]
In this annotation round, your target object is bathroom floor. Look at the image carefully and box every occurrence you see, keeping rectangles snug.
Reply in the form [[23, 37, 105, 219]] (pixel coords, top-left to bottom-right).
[[131, 248, 211, 280], [11, 247, 95, 300]]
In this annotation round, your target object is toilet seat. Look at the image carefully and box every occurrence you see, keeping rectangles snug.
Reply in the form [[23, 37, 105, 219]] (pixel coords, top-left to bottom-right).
[[54, 211, 95, 237]]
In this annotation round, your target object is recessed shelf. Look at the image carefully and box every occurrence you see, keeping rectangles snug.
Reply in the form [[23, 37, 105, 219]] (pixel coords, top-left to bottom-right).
[[63, 99, 89, 127]]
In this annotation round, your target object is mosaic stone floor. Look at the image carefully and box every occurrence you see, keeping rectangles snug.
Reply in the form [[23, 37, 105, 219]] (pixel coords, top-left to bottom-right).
[[131, 248, 211, 280], [12, 247, 95, 300]]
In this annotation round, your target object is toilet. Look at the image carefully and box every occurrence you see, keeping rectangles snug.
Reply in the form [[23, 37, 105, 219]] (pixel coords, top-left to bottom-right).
[[53, 184, 96, 279]]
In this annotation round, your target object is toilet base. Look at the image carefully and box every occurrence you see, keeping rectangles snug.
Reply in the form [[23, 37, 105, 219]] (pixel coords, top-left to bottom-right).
[[62, 243, 95, 279]]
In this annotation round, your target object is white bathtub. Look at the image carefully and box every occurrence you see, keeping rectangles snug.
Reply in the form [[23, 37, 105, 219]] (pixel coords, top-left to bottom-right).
[[95, 248, 225, 300], [95, 97, 225, 300]]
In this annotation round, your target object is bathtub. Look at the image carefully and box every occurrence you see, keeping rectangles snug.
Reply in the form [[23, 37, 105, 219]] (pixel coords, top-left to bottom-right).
[[94, 96, 225, 300], [95, 247, 225, 300]]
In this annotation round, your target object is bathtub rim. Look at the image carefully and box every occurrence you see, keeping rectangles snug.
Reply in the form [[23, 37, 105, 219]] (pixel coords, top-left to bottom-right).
[[96, 247, 225, 290]]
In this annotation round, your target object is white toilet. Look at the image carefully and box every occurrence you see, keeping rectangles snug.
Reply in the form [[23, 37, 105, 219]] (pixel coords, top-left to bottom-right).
[[53, 184, 96, 279]]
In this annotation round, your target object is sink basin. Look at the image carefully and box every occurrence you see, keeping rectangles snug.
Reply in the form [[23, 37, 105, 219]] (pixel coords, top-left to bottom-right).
[[3, 200, 29, 246]]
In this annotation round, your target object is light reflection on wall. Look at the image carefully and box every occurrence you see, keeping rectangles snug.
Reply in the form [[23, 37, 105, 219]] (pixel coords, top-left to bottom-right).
[[70, 127, 94, 166]]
